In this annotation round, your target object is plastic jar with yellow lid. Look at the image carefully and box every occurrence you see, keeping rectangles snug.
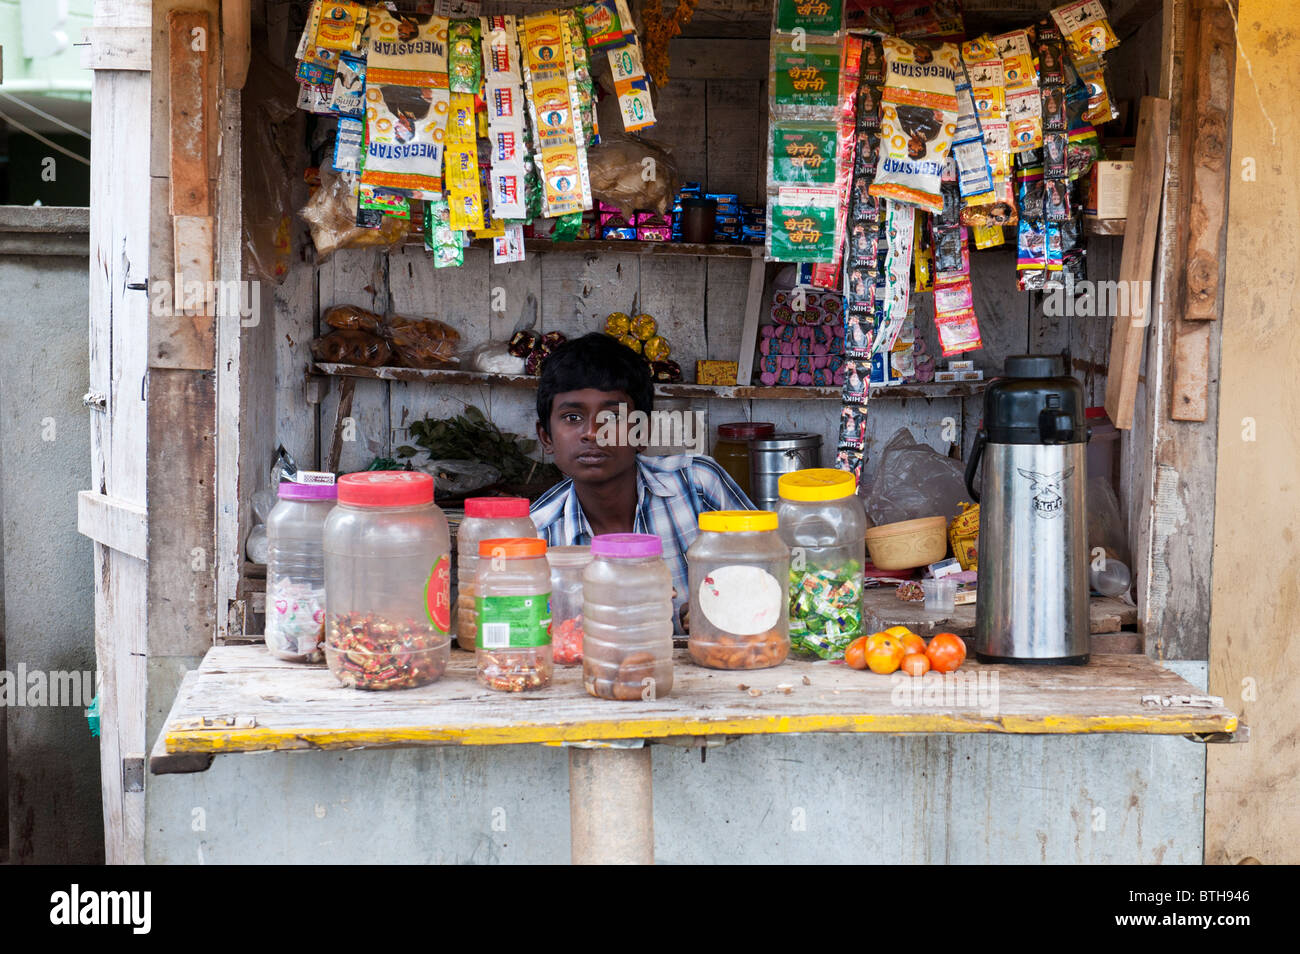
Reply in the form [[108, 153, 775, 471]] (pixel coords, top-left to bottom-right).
[[686, 510, 790, 670], [777, 468, 866, 659]]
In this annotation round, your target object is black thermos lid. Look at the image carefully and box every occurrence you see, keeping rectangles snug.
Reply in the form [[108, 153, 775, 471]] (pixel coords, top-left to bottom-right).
[[983, 355, 1087, 444]]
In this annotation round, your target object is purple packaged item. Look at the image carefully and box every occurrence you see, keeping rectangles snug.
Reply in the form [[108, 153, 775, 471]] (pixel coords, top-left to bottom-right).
[[278, 481, 339, 500]]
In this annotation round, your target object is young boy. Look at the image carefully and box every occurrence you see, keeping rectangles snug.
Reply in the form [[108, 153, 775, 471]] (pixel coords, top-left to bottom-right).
[[531, 333, 754, 631]]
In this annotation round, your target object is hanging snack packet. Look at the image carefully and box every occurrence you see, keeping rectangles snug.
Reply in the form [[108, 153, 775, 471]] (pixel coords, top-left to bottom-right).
[[869, 37, 960, 213], [769, 188, 838, 262], [772, 122, 840, 185], [361, 11, 450, 197], [579, 0, 635, 49], [563, 8, 600, 145], [772, 38, 843, 113], [934, 309, 983, 356], [331, 53, 367, 118], [1051, 0, 1120, 60], [448, 19, 482, 94], [1007, 88, 1042, 154], [423, 197, 464, 268], [993, 29, 1037, 91], [482, 15, 529, 221], [445, 92, 486, 230], [608, 40, 656, 133], [333, 117, 364, 172], [775, 0, 844, 35]]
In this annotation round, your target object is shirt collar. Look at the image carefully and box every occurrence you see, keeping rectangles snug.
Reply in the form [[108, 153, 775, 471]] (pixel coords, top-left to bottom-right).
[[637, 453, 693, 498]]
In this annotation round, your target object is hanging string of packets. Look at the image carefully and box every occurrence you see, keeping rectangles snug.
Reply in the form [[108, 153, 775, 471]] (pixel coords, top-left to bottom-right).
[[290, 0, 651, 266], [768, 0, 1122, 482]]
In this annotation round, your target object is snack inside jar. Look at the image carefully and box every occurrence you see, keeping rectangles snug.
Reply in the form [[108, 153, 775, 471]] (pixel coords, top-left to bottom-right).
[[687, 511, 791, 670]]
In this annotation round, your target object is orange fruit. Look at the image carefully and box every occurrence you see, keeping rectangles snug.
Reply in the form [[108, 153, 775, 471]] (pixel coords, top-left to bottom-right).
[[901, 652, 931, 676], [864, 633, 906, 674], [844, 635, 870, 670], [900, 632, 927, 656], [884, 625, 912, 639], [926, 632, 967, 673]]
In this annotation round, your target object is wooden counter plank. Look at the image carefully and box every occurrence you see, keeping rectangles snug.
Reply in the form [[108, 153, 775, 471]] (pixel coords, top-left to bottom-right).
[[862, 589, 1137, 639], [157, 646, 1236, 757]]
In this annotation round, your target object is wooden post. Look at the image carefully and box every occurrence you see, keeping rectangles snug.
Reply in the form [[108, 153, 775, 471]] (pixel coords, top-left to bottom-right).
[[568, 746, 655, 864]]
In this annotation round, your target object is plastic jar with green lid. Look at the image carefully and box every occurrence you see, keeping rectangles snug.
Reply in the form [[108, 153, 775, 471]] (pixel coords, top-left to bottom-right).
[[476, 537, 552, 691], [686, 510, 790, 670], [777, 468, 867, 659]]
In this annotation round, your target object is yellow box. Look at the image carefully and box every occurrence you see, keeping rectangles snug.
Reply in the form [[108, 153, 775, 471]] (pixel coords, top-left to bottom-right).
[[696, 360, 738, 385]]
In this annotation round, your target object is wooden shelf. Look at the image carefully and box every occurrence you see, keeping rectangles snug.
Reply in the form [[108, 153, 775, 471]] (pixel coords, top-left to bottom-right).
[[150, 645, 1238, 770], [313, 363, 986, 401], [403, 232, 764, 259], [1085, 217, 1126, 236]]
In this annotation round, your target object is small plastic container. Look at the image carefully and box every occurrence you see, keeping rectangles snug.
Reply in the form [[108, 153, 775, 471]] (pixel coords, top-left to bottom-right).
[[324, 472, 451, 690], [455, 497, 536, 652], [687, 511, 791, 670], [777, 468, 867, 660], [922, 578, 957, 612], [582, 534, 675, 700], [266, 479, 337, 662], [476, 537, 553, 691], [548, 546, 592, 666], [713, 422, 775, 497]]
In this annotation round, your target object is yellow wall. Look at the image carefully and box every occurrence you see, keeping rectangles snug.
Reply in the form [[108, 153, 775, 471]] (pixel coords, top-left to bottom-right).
[[1206, 0, 1300, 864]]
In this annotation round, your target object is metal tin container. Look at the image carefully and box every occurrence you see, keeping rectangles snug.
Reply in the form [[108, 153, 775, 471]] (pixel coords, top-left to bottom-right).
[[748, 433, 822, 511]]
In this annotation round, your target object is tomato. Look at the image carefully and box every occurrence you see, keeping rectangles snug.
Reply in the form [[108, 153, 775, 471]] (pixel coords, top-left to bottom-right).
[[865, 633, 906, 674], [926, 632, 967, 673], [844, 635, 870, 670], [884, 625, 912, 639], [900, 632, 927, 656], [901, 652, 931, 676]]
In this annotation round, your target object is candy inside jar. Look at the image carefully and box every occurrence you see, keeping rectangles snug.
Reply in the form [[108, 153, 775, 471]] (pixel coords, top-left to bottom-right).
[[325, 613, 449, 690], [476, 537, 552, 692], [547, 545, 591, 666]]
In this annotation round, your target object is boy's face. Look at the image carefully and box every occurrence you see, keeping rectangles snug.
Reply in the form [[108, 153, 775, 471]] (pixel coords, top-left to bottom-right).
[[537, 388, 641, 485]]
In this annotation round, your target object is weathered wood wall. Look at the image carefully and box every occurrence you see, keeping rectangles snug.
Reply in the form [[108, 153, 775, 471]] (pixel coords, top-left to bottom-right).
[[259, 30, 1121, 513], [1206, 0, 1300, 866]]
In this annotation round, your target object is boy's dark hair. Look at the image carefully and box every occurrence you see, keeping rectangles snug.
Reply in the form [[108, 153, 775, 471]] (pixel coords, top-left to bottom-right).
[[536, 333, 654, 430]]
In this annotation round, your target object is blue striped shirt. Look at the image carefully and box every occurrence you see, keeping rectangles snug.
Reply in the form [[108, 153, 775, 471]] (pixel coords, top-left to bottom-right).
[[530, 454, 755, 630]]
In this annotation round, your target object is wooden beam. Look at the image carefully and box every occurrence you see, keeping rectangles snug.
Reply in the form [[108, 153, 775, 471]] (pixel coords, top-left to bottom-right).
[[78, 491, 149, 562], [221, 0, 250, 89], [1103, 95, 1171, 430], [167, 9, 212, 216], [1170, 0, 1236, 420], [734, 252, 766, 386]]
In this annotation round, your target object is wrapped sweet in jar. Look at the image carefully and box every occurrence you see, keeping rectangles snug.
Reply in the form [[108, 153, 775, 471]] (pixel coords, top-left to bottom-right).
[[548, 546, 591, 666], [455, 497, 536, 652], [266, 479, 337, 662], [687, 511, 790, 670], [777, 468, 867, 660], [582, 534, 674, 700], [323, 472, 452, 690], [476, 537, 553, 691]]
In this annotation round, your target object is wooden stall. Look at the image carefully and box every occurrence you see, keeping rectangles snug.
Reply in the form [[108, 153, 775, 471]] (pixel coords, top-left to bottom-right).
[[76, 0, 1287, 864]]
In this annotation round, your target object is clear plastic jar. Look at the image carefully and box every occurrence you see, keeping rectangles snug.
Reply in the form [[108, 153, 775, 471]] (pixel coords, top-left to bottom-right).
[[687, 511, 790, 670], [323, 472, 451, 690], [476, 537, 552, 691], [777, 468, 867, 660], [548, 546, 591, 666], [266, 480, 337, 662], [455, 497, 536, 652], [582, 534, 675, 700]]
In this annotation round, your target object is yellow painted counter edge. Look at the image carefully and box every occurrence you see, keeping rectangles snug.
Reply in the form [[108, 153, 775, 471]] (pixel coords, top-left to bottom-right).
[[164, 711, 1239, 754]]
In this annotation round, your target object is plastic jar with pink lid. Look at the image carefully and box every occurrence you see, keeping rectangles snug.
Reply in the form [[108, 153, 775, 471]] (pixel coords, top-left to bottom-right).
[[266, 479, 337, 662], [455, 497, 536, 652], [582, 533, 675, 700], [323, 471, 451, 690]]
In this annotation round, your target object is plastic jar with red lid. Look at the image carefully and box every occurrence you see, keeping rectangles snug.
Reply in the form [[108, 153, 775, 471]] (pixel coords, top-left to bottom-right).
[[323, 472, 452, 690], [455, 497, 537, 652], [712, 421, 775, 497]]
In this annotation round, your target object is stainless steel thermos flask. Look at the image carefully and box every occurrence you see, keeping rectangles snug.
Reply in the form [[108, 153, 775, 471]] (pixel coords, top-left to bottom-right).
[[965, 356, 1090, 664]]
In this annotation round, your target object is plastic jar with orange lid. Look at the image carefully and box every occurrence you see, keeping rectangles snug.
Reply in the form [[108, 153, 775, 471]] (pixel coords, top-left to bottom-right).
[[476, 537, 552, 691]]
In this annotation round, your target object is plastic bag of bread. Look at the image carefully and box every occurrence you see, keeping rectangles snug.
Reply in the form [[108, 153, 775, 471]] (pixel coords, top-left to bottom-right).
[[300, 168, 409, 259], [323, 304, 385, 334], [386, 314, 460, 368], [586, 134, 679, 217], [310, 329, 392, 367]]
